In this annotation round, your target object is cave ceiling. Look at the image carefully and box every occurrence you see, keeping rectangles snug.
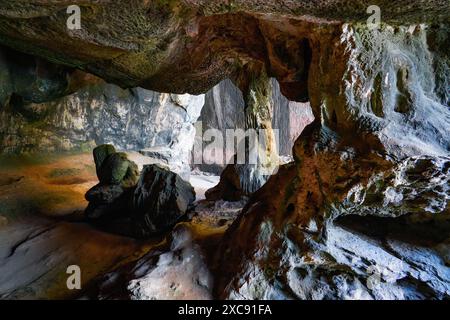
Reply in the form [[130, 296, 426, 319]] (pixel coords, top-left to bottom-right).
[[0, 0, 448, 98]]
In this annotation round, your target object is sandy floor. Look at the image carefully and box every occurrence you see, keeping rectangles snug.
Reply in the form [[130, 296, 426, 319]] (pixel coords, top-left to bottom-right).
[[0, 152, 240, 300], [0, 153, 156, 299]]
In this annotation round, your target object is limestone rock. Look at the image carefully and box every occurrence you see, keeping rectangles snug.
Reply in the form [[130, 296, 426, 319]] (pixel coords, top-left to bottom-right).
[[85, 146, 139, 220], [214, 23, 450, 300], [205, 164, 244, 202], [0, 79, 204, 161], [132, 165, 196, 237], [0, 1, 447, 95], [0, 0, 448, 302], [196, 79, 314, 174]]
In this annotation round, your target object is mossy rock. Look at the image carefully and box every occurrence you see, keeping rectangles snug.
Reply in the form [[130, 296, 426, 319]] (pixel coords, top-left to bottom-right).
[[121, 160, 140, 188], [98, 152, 130, 185], [93, 144, 116, 178]]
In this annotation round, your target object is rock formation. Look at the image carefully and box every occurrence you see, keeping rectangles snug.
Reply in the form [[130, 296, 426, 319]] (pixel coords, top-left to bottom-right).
[[0, 1, 447, 94], [214, 24, 450, 299], [85, 145, 196, 238], [0, 0, 448, 301], [197, 78, 313, 173], [132, 164, 196, 237], [85, 145, 139, 220], [0, 63, 204, 177]]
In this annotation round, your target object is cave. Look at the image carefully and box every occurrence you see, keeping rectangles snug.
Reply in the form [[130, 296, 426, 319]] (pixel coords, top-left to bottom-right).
[[0, 1, 449, 302]]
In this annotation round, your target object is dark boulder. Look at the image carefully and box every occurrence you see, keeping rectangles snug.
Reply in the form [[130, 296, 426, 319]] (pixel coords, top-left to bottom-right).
[[93, 145, 139, 187], [98, 152, 139, 187], [93, 144, 116, 177], [86, 145, 139, 221], [205, 164, 245, 202], [85, 184, 133, 220], [132, 164, 195, 237]]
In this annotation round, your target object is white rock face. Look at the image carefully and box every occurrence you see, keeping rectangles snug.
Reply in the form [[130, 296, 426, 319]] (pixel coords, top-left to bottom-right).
[[340, 24, 450, 159], [97, 224, 213, 300], [0, 83, 204, 179], [342, 156, 450, 218]]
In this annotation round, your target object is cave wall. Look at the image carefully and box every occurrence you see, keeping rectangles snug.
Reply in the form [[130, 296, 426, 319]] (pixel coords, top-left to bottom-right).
[[0, 0, 448, 301], [197, 78, 314, 174], [215, 22, 450, 300], [0, 58, 205, 157], [0, 1, 447, 96]]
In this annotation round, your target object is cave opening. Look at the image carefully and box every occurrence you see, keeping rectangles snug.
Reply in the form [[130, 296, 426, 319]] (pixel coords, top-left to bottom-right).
[[0, 42, 315, 299], [0, 1, 448, 302]]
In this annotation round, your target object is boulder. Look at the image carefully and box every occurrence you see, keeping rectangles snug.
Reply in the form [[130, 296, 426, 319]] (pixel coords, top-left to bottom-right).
[[93, 144, 116, 177], [86, 145, 139, 220], [85, 184, 132, 220], [93, 145, 140, 188], [98, 152, 139, 187], [132, 164, 195, 237], [205, 164, 244, 202]]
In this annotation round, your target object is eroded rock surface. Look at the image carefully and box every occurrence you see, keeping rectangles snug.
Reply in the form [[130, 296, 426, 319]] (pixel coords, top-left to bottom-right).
[[214, 24, 450, 300], [85, 145, 138, 220], [0, 1, 448, 94], [91, 224, 218, 300], [0, 0, 448, 301], [0, 77, 204, 165]]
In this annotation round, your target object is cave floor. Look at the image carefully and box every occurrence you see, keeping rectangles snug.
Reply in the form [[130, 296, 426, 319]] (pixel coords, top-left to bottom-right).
[[0, 152, 236, 300]]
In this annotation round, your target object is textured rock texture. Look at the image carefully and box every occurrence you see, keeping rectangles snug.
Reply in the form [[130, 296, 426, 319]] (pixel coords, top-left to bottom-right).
[[85, 145, 139, 220], [85, 149, 196, 237], [0, 0, 449, 301], [0, 46, 82, 107], [0, 73, 204, 176], [132, 164, 196, 237], [197, 77, 312, 198], [0, 1, 448, 95], [93, 224, 213, 300], [215, 24, 450, 300]]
